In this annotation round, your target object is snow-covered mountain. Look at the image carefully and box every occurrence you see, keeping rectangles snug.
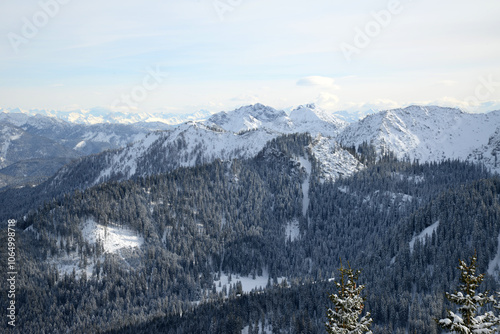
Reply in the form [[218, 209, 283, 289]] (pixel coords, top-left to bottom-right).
[[338, 105, 500, 172], [206, 103, 289, 132], [287, 104, 347, 135], [50, 123, 362, 189], [206, 103, 346, 136], [38, 103, 356, 192]]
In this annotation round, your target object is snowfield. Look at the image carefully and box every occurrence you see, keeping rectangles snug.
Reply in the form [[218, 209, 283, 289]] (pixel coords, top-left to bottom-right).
[[214, 270, 287, 294]]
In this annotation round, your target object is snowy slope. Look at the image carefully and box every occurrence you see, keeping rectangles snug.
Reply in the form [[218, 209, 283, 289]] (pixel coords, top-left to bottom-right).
[[338, 106, 500, 172], [409, 221, 439, 253], [81, 218, 144, 254], [49, 122, 279, 188]]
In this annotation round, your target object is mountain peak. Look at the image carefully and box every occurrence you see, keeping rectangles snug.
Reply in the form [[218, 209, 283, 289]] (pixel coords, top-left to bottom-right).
[[207, 104, 287, 132], [289, 104, 346, 131], [233, 103, 285, 120]]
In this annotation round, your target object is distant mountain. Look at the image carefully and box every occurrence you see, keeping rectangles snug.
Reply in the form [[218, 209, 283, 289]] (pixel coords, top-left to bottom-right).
[[0, 122, 80, 168], [338, 105, 500, 172], [0, 121, 82, 189], [0, 112, 157, 189], [0, 107, 214, 126], [0, 112, 153, 154]]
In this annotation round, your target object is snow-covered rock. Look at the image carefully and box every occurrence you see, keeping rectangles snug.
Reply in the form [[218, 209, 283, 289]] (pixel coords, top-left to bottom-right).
[[309, 135, 365, 182]]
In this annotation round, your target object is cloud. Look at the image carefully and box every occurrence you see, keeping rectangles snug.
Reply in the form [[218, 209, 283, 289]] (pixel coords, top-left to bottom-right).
[[297, 76, 340, 89], [315, 92, 340, 109]]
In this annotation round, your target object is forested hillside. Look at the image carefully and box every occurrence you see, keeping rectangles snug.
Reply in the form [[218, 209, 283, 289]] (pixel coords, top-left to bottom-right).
[[1, 133, 499, 333]]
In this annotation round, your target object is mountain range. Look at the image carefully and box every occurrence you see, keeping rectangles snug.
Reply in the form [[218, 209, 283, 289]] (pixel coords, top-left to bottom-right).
[[0, 107, 214, 126], [1, 103, 499, 191], [2, 102, 500, 333]]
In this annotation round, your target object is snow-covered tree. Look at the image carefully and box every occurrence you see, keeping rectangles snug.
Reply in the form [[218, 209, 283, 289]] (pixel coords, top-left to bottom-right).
[[438, 253, 497, 333], [326, 263, 373, 334]]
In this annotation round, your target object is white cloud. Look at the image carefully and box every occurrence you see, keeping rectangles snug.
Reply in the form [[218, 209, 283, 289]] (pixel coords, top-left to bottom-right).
[[297, 76, 340, 89]]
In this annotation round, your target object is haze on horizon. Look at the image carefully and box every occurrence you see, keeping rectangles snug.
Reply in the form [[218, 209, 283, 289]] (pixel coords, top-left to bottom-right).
[[1, 0, 499, 115]]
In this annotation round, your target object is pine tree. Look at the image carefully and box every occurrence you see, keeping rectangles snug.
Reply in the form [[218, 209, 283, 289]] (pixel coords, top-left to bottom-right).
[[438, 253, 497, 333], [326, 262, 373, 334]]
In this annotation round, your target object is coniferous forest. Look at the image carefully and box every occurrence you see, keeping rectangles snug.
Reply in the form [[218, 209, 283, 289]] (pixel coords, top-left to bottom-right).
[[1, 133, 500, 333]]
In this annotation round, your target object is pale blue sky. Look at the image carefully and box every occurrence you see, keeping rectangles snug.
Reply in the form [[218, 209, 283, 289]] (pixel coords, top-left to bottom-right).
[[1, 0, 499, 114]]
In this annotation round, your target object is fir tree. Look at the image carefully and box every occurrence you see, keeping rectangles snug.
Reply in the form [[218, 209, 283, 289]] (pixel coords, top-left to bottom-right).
[[326, 262, 373, 334], [438, 253, 497, 333]]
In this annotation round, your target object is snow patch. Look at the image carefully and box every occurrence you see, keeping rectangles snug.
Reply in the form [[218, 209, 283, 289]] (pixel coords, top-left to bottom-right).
[[298, 156, 311, 217], [409, 221, 439, 253], [50, 253, 96, 280], [74, 140, 86, 149], [338, 186, 349, 194], [82, 218, 143, 253], [285, 219, 300, 242]]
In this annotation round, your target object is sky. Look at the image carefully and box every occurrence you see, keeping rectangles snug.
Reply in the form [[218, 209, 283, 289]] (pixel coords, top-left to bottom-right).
[[1, 0, 500, 115]]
